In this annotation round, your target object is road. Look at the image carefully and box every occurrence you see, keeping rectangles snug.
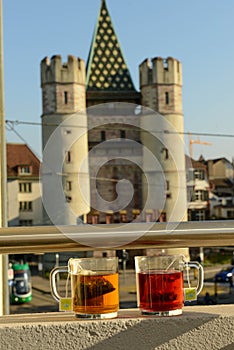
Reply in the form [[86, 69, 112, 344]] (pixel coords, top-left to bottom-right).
[[10, 288, 58, 315]]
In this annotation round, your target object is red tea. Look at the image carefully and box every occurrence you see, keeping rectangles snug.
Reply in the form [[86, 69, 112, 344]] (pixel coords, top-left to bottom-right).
[[71, 272, 119, 315], [137, 270, 184, 312]]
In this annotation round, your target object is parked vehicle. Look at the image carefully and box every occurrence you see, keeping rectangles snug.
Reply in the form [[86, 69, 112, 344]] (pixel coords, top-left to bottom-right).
[[214, 266, 234, 284], [10, 262, 32, 304]]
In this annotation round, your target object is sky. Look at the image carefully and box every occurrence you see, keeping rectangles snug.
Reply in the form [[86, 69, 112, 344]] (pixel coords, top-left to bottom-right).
[[2, 0, 234, 161]]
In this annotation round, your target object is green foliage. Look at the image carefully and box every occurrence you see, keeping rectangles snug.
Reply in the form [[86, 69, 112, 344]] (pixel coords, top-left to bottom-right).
[[204, 250, 232, 266]]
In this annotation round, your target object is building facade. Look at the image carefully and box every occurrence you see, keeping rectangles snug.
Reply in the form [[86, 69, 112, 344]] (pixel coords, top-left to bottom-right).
[[205, 157, 234, 220], [186, 157, 210, 221], [7, 143, 43, 226]]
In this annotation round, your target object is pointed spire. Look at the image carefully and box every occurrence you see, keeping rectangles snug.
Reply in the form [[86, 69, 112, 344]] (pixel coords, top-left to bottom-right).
[[86, 0, 136, 92]]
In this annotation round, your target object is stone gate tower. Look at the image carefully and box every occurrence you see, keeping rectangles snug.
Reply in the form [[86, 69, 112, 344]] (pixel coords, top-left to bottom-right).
[[140, 57, 188, 256], [41, 55, 90, 224], [40, 0, 189, 258]]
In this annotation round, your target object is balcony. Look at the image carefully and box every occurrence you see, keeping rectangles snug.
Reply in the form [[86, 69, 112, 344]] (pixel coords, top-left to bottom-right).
[[0, 220, 234, 349]]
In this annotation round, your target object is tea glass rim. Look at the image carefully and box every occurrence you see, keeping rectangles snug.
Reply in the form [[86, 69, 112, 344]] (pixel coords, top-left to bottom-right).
[[68, 256, 118, 263], [134, 254, 186, 261]]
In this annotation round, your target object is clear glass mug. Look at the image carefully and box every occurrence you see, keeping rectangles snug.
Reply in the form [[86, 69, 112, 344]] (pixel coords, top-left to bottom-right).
[[50, 257, 119, 319], [135, 255, 204, 316]]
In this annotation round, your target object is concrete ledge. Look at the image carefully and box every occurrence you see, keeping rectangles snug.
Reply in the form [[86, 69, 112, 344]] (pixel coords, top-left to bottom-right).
[[1, 305, 234, 350]]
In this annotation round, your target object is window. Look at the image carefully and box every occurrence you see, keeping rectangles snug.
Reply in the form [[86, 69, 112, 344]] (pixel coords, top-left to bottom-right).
[[195, 190, 202, 201], [188, 210, 192, 221], [163, 59, 168, 70], [19, 182, 32, 193], [195, 210, 205, 221], [166, 181, 171, 198], [188, 189, 195, 202], [101, 131, 106, 141], [64, 91, 68, 104], [227, 211, 234, 219], [106, 213, 113, 224], [177, 61, 180, 73], [165, 92, 169, 105], [18, 166, 31, 175], [91, 214, 99, 224], [19, 220, 33, 226], [195, 190, 209, 201], [120, 130, 126, 139], [19, 201, 32, 211], [161, 147, 169, 160], [159, 211, 166, 222], [65, 151, 71, 163], [119, 210, 127, 223], [66, 196, 72, 203], [194, 169, 205, 180], [145, 213, 153, 222], [66, 181, 72, 191]]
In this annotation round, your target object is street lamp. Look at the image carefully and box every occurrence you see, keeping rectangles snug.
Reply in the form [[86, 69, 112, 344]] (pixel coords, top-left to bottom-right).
[[0, 0, 9, 315]]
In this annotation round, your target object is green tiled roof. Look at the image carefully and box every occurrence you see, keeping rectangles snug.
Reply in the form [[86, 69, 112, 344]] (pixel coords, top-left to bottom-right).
[[86, 0, 136, 92]]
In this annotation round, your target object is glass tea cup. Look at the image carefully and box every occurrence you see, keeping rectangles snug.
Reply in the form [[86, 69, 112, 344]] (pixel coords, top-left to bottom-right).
[[50, 257, 119, 319], [135, 255, 204, 316]]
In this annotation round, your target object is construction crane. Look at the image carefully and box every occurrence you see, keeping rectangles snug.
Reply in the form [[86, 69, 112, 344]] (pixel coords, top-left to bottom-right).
[[188, 133, 212, 159]]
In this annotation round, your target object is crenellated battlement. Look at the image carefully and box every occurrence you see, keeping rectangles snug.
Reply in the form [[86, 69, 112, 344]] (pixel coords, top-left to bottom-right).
[[139, 56, 182, 87], [41, 55, 86, 86]]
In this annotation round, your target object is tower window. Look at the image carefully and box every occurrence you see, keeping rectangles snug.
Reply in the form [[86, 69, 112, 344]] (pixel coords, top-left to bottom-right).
[[159, 211, 166, 222], [165, 92, 169, 105], [66, 181, 72, 191], [163, 59, 168, 70], [120, 130, 126, 139], [66, 196, 72, 203], [177, 61, 180, 73], [101, 131, 106, 141], [66, 151, 71, 163], [161, 147, 169, 160], [64, 91, 68, 104]]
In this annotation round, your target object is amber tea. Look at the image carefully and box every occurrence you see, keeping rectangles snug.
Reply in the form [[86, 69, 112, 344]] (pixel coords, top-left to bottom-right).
[[50, 257, 119, 319], [71, 272, 119, 315]]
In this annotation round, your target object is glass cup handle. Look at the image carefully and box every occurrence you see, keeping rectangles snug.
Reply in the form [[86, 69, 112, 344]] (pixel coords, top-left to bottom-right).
[[186, 261, 204, 295], [50, 266, 68, 302]]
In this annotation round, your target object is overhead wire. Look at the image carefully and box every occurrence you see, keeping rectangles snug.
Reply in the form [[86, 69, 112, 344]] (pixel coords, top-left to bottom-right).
[[5, 119, 216, 194], [5, 119, 234, 139], [6, 120, 42, 161]]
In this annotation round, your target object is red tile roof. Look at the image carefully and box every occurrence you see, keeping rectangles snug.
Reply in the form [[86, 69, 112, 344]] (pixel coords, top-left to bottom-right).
[[7, 143, 40, 177]]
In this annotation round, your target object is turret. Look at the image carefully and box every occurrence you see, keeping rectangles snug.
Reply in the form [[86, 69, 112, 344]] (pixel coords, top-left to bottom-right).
[[140, 57, 182, 86], [41, 55, 86, 115], [140, 57, 183, 116], [41, 55, 85, 85]]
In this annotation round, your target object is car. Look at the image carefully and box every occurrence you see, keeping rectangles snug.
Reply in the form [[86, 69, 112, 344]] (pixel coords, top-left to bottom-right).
[[214, 266, 234, 284]]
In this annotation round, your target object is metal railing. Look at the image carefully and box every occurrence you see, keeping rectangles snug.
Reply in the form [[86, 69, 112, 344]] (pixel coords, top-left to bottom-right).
[[0, 220, 234, 254]]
